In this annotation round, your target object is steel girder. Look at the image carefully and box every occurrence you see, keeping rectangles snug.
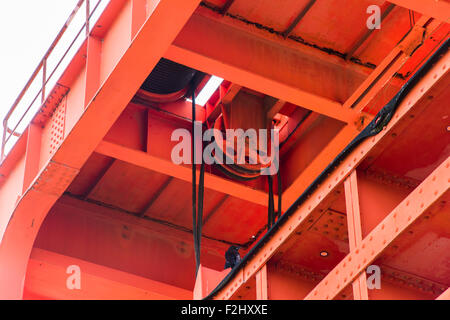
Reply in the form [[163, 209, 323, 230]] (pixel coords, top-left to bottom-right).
[[210, 48, 449, 300]]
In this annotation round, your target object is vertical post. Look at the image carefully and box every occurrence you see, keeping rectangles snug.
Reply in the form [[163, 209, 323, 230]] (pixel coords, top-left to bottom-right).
[[84, 36, 102, 106], [344, 170, 369, 300], [1, 120, 6, 161], [85, 0, 90, 37], [22, 124, 42, 193], [42, 59, 47, 103], [256, 264, 268, 300], [131, 0, 147, 39]]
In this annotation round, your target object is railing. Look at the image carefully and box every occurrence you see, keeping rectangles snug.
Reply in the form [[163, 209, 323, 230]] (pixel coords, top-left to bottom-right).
[[1, 0, 108, 161]]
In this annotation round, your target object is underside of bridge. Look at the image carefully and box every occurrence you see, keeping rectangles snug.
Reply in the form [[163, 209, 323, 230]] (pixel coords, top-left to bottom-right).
[[0, 0, 449, 300]]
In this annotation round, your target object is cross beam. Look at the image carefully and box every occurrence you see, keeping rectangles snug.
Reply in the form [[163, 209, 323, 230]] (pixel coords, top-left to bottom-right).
[[95, 140, 275, 208], [25, 248, 191, 299]]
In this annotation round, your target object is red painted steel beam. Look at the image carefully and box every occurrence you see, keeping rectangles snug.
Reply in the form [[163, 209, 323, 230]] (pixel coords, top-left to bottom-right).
[[306, 156, 449, 299], [266, 264, 317, 300], [193, 265, 230, 299], [96, 140, 275, 208], [282, 124, 361, 208], [22, 124, 42, 194], [205, 83, 241, 125], [345, 4, 396, 61], [255, 265, 268, 300], [281, 15, 439, 208], [344, 171, 369, 300], [84, 36, 102, 106], [282, 0, 316, 38], [211, 47, 450, 300], [195, 5, 386, 81], [60, 194, 232, 254], [166, 14, 362, 124], [24, 248, 191, 299], [131, 0, 147, 39], [343, 16, 438, 112], [0, 0, 202, 299], [54, 0, 201, 169], [388, 0, 450, 22]]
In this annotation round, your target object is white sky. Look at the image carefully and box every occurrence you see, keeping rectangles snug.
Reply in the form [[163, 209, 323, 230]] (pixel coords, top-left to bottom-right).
[[0, 0, 217, 158], [0, 0, 108, 156]]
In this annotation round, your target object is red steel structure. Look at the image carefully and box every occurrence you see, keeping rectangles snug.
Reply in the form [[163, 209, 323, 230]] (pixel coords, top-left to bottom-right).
[[0, 0, 449, 300]]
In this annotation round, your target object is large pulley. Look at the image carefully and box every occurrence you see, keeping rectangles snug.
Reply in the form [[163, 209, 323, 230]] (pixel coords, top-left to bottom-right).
[[210, 90, 276, 180]]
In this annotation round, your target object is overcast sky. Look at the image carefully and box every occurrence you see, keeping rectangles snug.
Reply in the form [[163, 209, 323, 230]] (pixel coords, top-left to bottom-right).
[[0, 0, 107, 156]]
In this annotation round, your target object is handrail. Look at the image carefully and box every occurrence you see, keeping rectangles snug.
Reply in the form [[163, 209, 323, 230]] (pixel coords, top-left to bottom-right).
[[1, 0, 105, 161]]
